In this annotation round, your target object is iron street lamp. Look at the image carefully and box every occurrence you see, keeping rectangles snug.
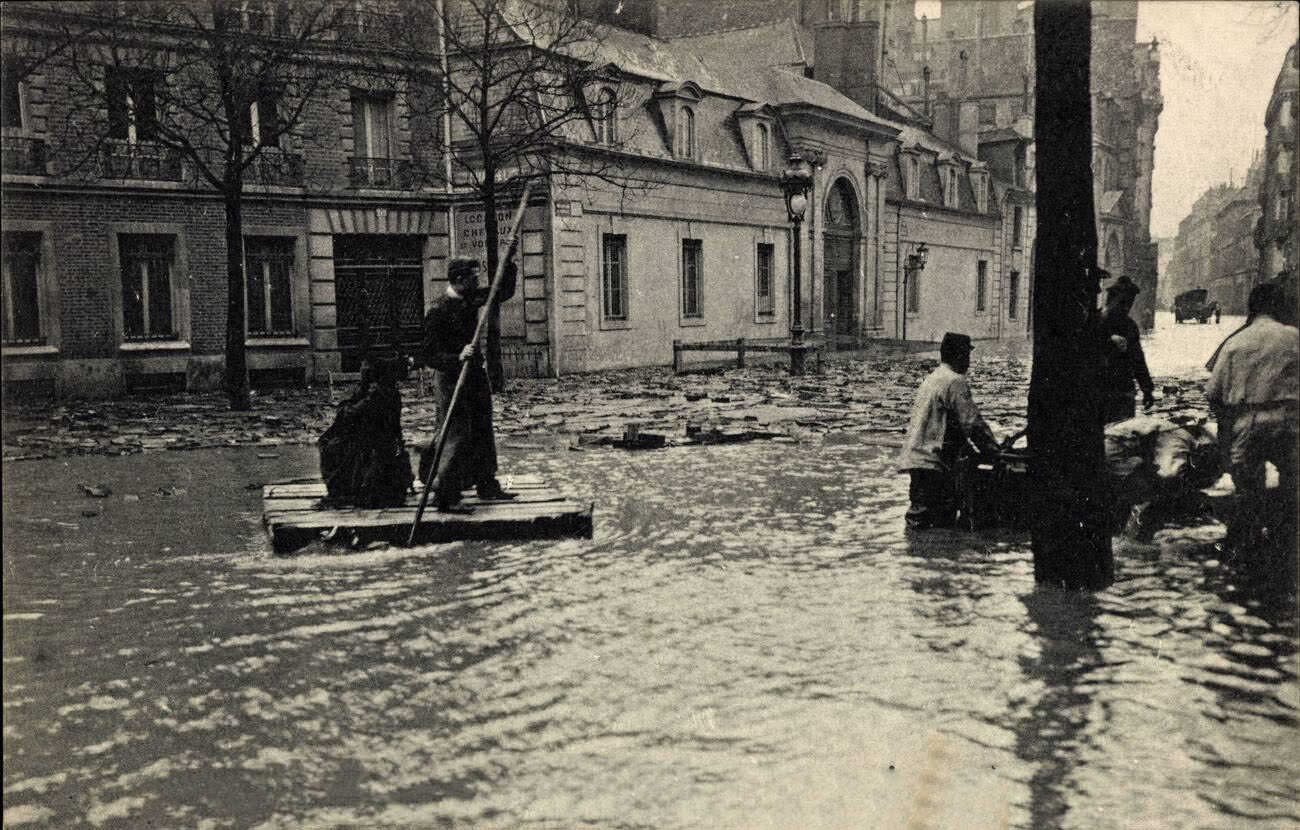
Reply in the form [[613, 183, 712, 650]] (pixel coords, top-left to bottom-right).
[[902, 242, 928, 342], [781, 153, 815, 374]]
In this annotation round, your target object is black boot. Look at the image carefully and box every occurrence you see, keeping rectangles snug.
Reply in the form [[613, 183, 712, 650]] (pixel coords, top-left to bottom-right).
[[476, 478, 517, 501]]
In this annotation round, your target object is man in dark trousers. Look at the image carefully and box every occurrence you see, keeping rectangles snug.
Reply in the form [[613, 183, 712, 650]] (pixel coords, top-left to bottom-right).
[[898, 332, 1001, 529], [418, 254, 518, 512], [1099, 274, 1156, 424]]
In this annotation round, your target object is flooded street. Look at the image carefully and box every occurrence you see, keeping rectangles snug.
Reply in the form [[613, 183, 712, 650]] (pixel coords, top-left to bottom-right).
[[3, 317, 1296, 829]]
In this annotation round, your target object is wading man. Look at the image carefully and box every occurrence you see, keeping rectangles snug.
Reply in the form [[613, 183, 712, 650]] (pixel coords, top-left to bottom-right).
[[418, 255, 518, 512], [1099, 274, 1156, 424], [899, 333, 1001, 529], [1204, 282, 1298, 551]]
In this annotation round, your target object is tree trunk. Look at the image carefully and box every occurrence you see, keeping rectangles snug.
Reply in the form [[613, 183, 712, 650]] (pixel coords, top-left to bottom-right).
[[224, 183, 251, 411], [481, 174, 506, 390], [1029, 0, 1113, 589]]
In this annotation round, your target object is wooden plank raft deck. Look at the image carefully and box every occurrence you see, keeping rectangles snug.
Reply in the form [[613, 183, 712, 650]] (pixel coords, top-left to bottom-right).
[[263, 474, 593, 554]]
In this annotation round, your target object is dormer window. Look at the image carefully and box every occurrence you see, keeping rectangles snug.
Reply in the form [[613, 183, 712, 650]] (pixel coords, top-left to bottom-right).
[[676, 106, 695, 160], [904, 153, 920, 200], [971, 169, 988, 212], [2, 56, 25, 130], [942, 165, 959, 208], [755, 123, 769, 170], [595, 86, 617, 145]]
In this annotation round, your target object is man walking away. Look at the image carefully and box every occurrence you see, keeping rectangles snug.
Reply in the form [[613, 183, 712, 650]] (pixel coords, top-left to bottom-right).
[[1204, 282, 1299, 552], [899, 333, 1001, 529], [1099, 274, 1156, 424], [418, 254, 518, 513]]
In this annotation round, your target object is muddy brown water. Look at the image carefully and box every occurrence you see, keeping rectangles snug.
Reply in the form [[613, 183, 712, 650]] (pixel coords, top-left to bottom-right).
[[3, 314, 1296, 829]]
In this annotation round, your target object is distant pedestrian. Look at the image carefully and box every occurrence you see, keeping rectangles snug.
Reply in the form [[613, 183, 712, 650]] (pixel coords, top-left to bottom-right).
[[418, 254, 518, 512], [1204, 282, 1298, 551], [1099, 274, 1155, 424], [898, 333, 1001, 529]]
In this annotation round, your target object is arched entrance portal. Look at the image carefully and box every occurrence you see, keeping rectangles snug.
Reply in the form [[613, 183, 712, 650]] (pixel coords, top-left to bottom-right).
[[823, 178, 861, 348]]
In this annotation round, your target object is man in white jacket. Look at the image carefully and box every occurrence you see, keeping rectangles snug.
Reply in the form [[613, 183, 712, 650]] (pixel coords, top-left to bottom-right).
[[899, 333, 1001, 529], [1204, 282, 1299, 550]]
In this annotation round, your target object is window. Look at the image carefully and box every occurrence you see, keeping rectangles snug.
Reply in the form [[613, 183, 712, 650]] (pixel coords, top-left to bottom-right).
[[241, 88, 284, 147], [601, 233, 627, 321], [2, 232, 43, 345], [245, 236, 294, 336], [1012, 206, 1023, 248], [676, 106, 695, 160], [755, 123, 769, 171], [119, 234, 176, 341], [943, 166, 959, 208], [905, 155, 920, 200], [2, 56, 24, 129], [973, 171, 987, 212], [351, 92, 394, 159], [681, 238, 702, 318], [1008, 270, 1020, 319], [976, 260, 987, 311], [756, 242, 774, 315], [1276, 191, 1292, 222], [907, 260, 921, 312], [595, 87, 617, 144], [978, 101, 996, 126], [106, 67, 160, 143]]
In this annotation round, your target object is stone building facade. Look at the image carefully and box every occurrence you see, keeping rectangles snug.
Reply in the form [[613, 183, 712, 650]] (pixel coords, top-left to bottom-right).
[[1256, 42, 1298, 285]]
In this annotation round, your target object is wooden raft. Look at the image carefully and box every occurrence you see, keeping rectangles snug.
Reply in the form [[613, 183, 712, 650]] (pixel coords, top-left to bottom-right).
[[262, 474, 593, 554]]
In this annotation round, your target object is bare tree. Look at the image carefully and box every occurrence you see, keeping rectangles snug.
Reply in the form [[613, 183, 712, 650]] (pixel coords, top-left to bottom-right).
[[33, 0, 396, 409], [418, 0, 647, 387]]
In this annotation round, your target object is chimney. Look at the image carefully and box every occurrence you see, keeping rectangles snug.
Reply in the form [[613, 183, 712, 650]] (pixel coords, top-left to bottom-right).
[[813, 16, 881, 113], [932, 92, 953, 142], [958, 99, 979, 156], [922, 66, 931, 116]]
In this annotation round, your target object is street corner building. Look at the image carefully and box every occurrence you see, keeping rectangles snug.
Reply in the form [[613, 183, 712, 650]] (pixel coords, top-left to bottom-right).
[[1, 0, 1160, 398]]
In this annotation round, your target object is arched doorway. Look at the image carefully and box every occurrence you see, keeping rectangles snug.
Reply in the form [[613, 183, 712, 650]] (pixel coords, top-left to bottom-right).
[[823, 178, 860, 348]]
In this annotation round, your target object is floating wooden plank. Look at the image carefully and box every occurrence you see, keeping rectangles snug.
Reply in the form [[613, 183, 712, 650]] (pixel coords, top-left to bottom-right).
[[262, 474, 592, 554]]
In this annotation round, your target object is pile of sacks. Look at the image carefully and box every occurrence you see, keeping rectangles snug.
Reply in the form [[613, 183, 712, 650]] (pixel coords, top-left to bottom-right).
[[1104, 414, 1222, 514]]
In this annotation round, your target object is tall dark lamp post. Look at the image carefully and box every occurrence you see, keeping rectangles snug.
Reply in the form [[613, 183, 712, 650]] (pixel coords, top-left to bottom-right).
[[902, 242, 928, 342], [781, 154, 814, 374]]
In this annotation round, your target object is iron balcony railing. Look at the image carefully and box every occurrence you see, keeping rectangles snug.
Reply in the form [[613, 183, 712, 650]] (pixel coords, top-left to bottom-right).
[[100, 142, 183, 181], [2, 136, 47, 175], [248, 149, 304, 186], [347, 156, 428, 189]]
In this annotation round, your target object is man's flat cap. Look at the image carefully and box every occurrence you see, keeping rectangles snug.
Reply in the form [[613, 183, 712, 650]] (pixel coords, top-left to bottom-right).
[[448, 257, 479, 281], [941, 332, 974, 352]]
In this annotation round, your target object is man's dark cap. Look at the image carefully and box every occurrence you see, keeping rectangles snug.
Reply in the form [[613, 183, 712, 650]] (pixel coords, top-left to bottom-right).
[[941, 332, 974, 353], [448, 257, 479, 281], [1105, 274, 1140, 298]]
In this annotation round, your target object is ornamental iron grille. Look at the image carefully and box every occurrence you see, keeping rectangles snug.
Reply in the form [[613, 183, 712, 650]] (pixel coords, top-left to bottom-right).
[[333, 234, 424, 371]]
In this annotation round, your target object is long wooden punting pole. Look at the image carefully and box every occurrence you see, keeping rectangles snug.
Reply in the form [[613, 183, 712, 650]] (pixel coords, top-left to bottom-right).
[[407, 182, 533, 545]]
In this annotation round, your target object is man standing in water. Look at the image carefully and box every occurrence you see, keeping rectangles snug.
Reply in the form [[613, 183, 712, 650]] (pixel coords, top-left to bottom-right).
[[899, 332, 1001, 529], [1204, 282, 1298, 551], [418, 254, 518, 512], [1099, 273, 1156, 424]]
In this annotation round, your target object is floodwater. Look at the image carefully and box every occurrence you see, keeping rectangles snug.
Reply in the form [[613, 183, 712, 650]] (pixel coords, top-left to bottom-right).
[[3, 315, 1296, 829]]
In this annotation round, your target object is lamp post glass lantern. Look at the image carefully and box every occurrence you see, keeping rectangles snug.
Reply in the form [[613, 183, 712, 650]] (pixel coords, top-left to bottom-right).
[[903, 242, 928, 341], [781, 154, 815, 374]]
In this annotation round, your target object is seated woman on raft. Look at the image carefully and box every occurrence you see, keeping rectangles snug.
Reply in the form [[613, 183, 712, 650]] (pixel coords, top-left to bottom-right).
[[318, 354, 414, 508]]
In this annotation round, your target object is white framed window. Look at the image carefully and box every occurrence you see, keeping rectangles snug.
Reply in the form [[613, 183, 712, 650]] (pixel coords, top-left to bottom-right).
[[755, 122, 770, 171], [905, 155, 920, 200], [119, 234, 178, 341], [351, 91, 394, 159], [676, 106, 695, 160], [681, 238, 702, 318], [973, 171, 987, 212], [2, 55, 26, 130], [756, 242, 774, 316], [106, 66, 160, 143], [601, 232, 628, 321], [943, 166, 959, 208], [245, 236, 295, 336], [595, 86, 617, 144], [2, 232, 43, 345]]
